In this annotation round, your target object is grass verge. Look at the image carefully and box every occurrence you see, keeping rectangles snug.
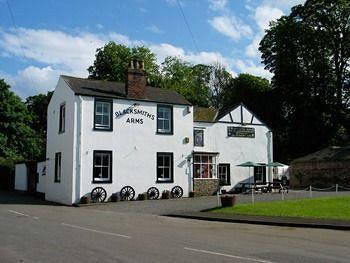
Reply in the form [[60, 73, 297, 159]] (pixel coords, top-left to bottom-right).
[[212, 196, 350, 221]]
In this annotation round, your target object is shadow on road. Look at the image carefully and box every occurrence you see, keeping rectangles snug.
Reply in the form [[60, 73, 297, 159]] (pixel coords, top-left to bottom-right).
[[0, 191, 61, 206]]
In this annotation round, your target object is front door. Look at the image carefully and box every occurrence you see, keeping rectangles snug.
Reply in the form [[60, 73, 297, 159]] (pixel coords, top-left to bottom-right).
[[218, 163, 230, 186]]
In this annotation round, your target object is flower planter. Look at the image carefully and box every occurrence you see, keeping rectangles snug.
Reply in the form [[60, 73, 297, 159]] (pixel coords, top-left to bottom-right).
[[111, 193, 120, 202], [189, 191, 195, 198], [138, 192, 147, 201], [220, 195, 236, 207], [80, 196, 90, 204], [161, 190, 171, 199]]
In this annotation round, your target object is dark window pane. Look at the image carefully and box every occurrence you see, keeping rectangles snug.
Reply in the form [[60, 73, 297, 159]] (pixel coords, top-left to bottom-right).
[[163, 168, 169, 179], [157, 167, 163, 178], [102, 154, 109, 166], [102, 115, 109, 126], [164, 155, 170, 166], [95, 115, 102, 125], [95, 154, 101, 165], [93, 167, 100, 179], [102, 167, 109, 178]]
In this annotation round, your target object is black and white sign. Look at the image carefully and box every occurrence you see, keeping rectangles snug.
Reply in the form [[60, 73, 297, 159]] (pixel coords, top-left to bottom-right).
[[227, 127, 255, 138]]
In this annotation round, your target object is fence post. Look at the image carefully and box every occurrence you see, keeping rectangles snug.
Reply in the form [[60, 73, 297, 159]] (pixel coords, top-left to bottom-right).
[[309, 185, 312, 198], [336, 184, 338, 193]]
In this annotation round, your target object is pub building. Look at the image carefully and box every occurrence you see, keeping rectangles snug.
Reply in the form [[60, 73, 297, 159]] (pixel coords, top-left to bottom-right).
[[14, 60, 273, 205]]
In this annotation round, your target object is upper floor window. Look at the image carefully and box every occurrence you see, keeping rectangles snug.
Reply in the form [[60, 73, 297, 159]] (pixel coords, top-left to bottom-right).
[[194, 129, 204, 147], [59, 103, 65, 133], [157, 105, 173, 134], [94, 99, 112, 131]]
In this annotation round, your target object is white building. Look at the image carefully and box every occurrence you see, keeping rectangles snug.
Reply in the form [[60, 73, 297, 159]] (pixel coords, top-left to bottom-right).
[[15, 60, 273, 205]]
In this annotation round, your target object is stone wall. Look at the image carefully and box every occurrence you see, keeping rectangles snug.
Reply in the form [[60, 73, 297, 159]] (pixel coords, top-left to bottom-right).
[[290, 160, 350, 187], [193, 179, 219, 196]]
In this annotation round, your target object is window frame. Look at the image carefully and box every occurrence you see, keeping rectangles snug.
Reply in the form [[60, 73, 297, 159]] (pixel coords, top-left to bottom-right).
[[156, 152, 174, 183], [59, 103, 66, 133], [193, 154, 217, 179], [194, 129, 204, 147], [94, 98, 113, 131], [54, 152, 61, 183], [93, 150, 113, 184], [156, 104, 173, 135], [218, 163, 231, 186]]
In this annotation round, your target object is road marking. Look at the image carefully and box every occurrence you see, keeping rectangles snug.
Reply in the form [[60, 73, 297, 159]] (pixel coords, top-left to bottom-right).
[[184, 247, 274, 263], [8, 210, 39, 219], [61, 223, 131, 239]]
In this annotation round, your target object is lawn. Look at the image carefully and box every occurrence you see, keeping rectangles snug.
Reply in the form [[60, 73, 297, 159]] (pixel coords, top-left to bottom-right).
[[213, 196, 350, 221]]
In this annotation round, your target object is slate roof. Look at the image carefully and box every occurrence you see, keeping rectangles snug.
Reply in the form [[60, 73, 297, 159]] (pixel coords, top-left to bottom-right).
[[61, 75, 191, 106], [292, 146, 350, 163], [193, 106, 218, 122]]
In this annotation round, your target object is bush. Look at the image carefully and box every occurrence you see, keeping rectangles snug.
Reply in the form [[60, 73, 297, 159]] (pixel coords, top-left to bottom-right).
[[80, 196, 90, 204], [138, 192, 147, 201], [189, 191, 195, 198], [161, 190, 171, 199]]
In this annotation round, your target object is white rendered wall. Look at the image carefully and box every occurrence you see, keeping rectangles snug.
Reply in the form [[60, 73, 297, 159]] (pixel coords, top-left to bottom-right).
[[194, 105, 273, 191], [36, 161, 46, 194], [15, 163, 27, 191], [77, 97, 193, 203], [45, 78, 76, 205]]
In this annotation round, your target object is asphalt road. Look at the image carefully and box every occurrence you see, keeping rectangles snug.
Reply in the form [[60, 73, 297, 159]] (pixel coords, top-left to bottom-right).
[[0, 192, 350, 263]]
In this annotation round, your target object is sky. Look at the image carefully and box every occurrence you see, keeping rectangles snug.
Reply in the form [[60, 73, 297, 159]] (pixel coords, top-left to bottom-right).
[[0, 0, 304, 98]]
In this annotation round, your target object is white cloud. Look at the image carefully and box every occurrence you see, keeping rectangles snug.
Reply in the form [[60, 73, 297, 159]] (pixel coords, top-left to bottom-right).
[[263, 0, 304, 11], [245, 36, 261, 58], [209, 0, 227, 11], [254, 6, 284, 31], [234, 59, 272, 79], [0, 27, 236, 98], [209, 15, 252, 41], [146, 25, 163, 34], [2, 66, 68, 98]]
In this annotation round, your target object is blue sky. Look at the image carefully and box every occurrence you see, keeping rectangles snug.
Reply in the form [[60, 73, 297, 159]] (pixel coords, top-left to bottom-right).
[[0, 0, 304, 98]]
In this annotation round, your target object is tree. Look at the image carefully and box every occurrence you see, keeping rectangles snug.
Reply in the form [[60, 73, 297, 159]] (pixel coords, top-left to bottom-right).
[[259, 0, 350, 161], [88, 42, 161, 86], [25, 91, 53, 160], [0, 79, 42, 189]]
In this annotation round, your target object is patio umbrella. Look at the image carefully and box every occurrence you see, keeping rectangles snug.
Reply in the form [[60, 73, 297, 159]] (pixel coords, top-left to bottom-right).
[[237, 161, 263, 204]]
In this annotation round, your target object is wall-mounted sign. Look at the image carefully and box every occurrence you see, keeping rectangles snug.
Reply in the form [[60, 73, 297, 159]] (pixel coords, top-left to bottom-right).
[[115, 106, 155, 124], [227, 127, 255, 138]]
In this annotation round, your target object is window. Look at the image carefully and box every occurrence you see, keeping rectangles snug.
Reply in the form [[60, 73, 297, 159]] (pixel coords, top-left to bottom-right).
[[193, 154, 216, 179], [59, 103, 65, 133], [54, 152, 61, 183], [157, 105, 173, 134], [254, 165, 266, 184], [218, 164, 230, 186], [42, 165, 46, 176], [93, 151, 112, 183], [94, 99, 113, 131], [194, 129, 204, 147], [157, 153, 173, 182]]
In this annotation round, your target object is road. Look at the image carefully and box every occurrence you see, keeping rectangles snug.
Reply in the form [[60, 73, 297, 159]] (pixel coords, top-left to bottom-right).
[[0, 193, 350, 263]]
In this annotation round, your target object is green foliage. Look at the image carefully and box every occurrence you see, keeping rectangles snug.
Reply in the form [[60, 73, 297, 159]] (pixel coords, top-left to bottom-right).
[[87, 41, 160, 86], [259, 0, 350, 161], [0, 79, 42, 164]]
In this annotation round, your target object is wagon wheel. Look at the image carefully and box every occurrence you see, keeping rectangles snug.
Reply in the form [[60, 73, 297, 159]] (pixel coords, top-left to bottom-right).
[[120, 186, 135, 201], [171, 186, 183, 198], [147, 187, 160, 200], [91, 187, 107, 203]]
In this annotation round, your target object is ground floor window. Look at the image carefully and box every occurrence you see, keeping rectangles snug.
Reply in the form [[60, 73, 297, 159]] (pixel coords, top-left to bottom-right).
[[93, 151, 112, 183], [157, 152, 173, 182], [54, 152, 61, 183], [193, 154, 216, 179], [254, 165, 266, 184], [218, 163, 230, 185]]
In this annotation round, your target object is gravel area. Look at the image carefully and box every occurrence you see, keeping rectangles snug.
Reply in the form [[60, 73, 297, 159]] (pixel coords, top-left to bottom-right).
[[82, 190, 350, 215]]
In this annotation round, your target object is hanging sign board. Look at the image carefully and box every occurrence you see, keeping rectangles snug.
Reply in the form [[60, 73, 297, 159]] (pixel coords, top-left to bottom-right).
[[227, 127, 255, 138]]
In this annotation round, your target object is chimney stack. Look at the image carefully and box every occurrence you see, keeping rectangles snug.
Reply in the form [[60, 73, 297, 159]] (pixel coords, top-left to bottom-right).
[[126, 59, 146, 98]]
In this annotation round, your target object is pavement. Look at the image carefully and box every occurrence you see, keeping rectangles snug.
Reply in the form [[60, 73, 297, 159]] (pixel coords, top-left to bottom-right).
[[1, 191, 350, 262]]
